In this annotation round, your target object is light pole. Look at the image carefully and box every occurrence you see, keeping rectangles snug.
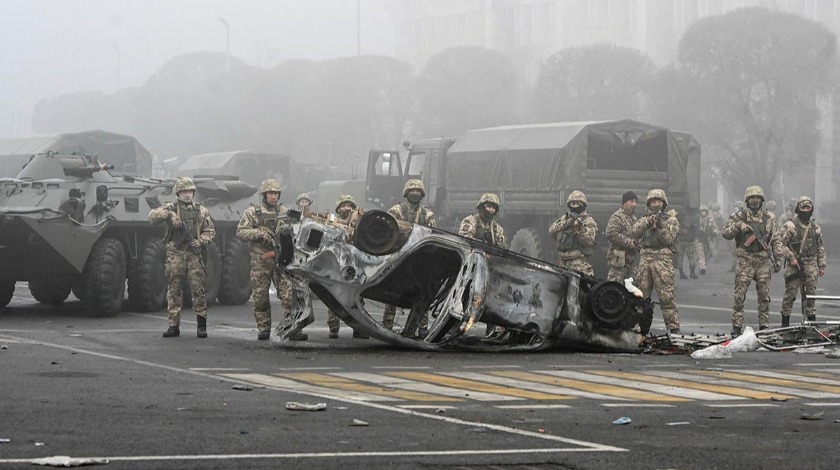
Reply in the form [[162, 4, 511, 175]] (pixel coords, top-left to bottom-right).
[[112, 44, 121, 90], [217, 17, 230, 71]]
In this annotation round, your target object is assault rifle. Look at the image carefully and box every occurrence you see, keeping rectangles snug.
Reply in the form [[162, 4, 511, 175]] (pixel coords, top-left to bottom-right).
[[170, 223, 206, 272], [744, 230, 780, 273], [259, 210, 299, 267]]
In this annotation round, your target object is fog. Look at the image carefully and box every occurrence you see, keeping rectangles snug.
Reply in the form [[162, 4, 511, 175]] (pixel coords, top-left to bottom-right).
[[0, 0, 395, 138]]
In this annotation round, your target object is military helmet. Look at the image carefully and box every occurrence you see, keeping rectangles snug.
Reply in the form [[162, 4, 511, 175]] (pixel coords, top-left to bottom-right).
[[734, 200, 745, 210], [174, 177, 196, 193], [335, 194, 357, 211], [403, 179, 425, 197], [646, 189, 668, 206], [476, 193, 500, 210], [566, 190, 587, 207], [795, 196, 814, 210], [259, 178, 282, 195], [786, 197, 798, 211], [699, 205, 708, 213], [296, 193, 312, 205], [710, 202, 721, 212], [744, 185, 765, 202], [765, 200, 777, 211]]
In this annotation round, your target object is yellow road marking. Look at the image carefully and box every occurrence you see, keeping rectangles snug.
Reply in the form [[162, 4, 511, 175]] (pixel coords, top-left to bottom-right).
[[692, 370, 840, 394], [589, 370, 796, 401], [491, 371, 687, 402], [278, 373, 461, 402], [389, 372, 572, 400]]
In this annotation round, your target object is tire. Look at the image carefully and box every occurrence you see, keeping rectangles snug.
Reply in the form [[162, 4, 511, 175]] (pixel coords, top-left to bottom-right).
[[127, 238, 167, 312], [0, 280, 15, 309], [28, 279, 72, 305], [182, 242, 221, 308], [217, 238, 252, 305], [80, 237, 127, 317], [509, 228, 549, 260], [72, 282, 86, 302]]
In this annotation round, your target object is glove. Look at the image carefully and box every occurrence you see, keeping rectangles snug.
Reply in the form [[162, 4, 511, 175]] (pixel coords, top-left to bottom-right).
[[169, 212, 182, 228], [189, 239, 202, 249]]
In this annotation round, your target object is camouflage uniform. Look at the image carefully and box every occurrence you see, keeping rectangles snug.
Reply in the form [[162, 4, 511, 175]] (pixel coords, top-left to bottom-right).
[[722, 186, 790, 334], [710, 203, 725, 260], [629, 189, 681, 332], [327, 195, 368, 338], [235, 179, 295, 340], [675, 213, 698, 279], [458, 193, 506, 249], [779, 196, 827, 324], [383, 180, 437, 331], [696, 205, 719, 272], [605, 201, 639, 282], [148, 177, 216, 336], [548, 190, 597, 276]]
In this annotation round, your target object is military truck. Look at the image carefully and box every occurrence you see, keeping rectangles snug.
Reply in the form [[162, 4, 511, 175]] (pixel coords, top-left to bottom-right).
[[0, 152, 255, 315], [366, 120, 701, 277]]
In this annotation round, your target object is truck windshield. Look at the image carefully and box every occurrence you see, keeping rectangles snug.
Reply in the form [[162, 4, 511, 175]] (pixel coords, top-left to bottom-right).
[[407, 150, 426, 177], [374, 152, 402, 176]]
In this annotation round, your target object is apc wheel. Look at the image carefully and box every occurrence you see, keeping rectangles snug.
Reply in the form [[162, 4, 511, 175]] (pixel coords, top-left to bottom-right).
[[0, 280, 14, 309], [218, 239, 251, 305], [128, 238, 167, 312], [183, 242, 221, 308], [509, 228, 548, 260], [72, 282, 86, 302], [29, 279, 72, 305], [81, 237, 127, 317]]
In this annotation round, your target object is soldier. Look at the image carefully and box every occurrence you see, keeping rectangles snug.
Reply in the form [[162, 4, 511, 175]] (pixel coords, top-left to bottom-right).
[[382, 180, 437, 332], [696, 205, 719, 274], [721, 185, 790, 336], [675, 212, 698, 279], [328, 195, 368, 339], [148, 177, 216, 338], [548, 190, 598, 276], [236, 179, 307, 341], [296, 193, 313, 212], [458, 193, 506, 248], [459, 193, 507, 336], [779, 196, 827, 326], [605, 191, 640, 282], [765, 200, 777, 218], [778, 198, 797, 226], [710, 202, 725, 260], [629, 189, 682, 334]]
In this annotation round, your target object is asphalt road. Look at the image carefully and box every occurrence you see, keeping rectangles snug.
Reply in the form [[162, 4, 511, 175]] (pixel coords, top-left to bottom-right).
[[2, 256, 840, 469]]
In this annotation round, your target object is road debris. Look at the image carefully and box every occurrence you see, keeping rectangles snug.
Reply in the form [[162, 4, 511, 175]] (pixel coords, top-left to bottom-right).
[[349, 419, 369, 426], [286, 402, 327, 411], [0, 438, 9, 443], [30, 455, 109, 467], [232, 385, 253, 391], [1, 344, 8, 349], [800, 411, 825, 421], [770, 397, 789, 402], [612, 417, 632, 425], [667, 422, 690, 426]]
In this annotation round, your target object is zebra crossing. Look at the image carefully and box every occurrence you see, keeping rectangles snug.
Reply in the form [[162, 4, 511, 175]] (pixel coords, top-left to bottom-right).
[[216, 366, 840, 407]]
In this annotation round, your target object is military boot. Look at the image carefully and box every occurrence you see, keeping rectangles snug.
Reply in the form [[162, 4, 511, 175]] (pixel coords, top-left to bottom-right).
[[197, 316, 207, 338], [781, 315, 790, 328], [257, 330, 270, 340], [328, 328, 339, 339], [730, 326, 741, 338], [163, 326, 180, 338], [689, 267, 698, 279], [679, 268, 688, 279], [700, 268, 706, 275], [806, 314, 816, 322]]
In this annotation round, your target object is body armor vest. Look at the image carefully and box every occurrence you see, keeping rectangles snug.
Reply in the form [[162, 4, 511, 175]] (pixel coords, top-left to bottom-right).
[[735, 211, 767, 253], [399, 202, 428, 225], [556, 216, 594, 256], [474, 222, 496, 246], [255, 206, 280, 232], [789, 220, 819, 258], [166, 201, 201, 246]]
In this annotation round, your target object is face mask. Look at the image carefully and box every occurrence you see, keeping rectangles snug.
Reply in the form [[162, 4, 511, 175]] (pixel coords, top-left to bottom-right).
[[797, 207, 813, 222], [178, 192, 193, 203], [337, 208, 352, 219], [407, 194, 423, 205], [747, 199, 762, 212], [569, 205, 585, 214], [478, 206, 496, 221]]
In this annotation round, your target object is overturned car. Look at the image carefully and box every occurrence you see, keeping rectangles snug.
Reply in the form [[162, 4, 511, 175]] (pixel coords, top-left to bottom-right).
[[275, 210, 656, 352]]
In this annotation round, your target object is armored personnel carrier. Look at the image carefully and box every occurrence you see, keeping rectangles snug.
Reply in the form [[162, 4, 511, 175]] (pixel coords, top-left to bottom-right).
[[0, 152, 255, 316]]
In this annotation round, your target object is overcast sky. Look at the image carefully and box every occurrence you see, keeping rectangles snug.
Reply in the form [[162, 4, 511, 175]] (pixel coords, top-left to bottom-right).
[[0, 0, 396, 138]]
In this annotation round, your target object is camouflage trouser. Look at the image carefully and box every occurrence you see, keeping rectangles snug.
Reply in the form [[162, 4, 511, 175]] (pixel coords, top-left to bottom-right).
[[675, 241, 697, 270], [382, 305, 428, 330], [165, 247, 207, 327], [635, 251, 680, 331], [694, 241, 706, 270], [731, 253, 772, 329], [556, 255, 594, 277], [781, 259, 820, 319], [709, 237, 719, 260], [250, 252, 291, 332], [327, 310, 342, 333], [607, 252, 637, 283]]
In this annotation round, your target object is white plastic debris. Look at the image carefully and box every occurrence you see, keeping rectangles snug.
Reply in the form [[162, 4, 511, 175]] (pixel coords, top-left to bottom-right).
[[349, 419, 369, 426], [623, 278, 643, 298], [612, 416, 632, 425], [30, 455, 109, 467], [0, 438, 9, 443], [825, 349, 840, 359], [285, 402, 327, 411], [726, 326, 760, 352], [690, 344, 733, 359]]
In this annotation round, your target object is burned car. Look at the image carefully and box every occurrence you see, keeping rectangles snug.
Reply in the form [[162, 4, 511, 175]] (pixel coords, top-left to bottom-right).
[[275, 210, 656, 352]]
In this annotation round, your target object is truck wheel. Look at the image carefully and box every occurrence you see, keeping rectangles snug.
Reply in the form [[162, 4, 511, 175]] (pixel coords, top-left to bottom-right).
[[81, 237, 127, 317], [509, 228, 548, 260], [29, 279, 72, 305], [72, 282, 86, 302], [182, 242, 221, 308], [0, 280, 15, 309], [128, 239, 167, 312], [218, 239, 252, 305]]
